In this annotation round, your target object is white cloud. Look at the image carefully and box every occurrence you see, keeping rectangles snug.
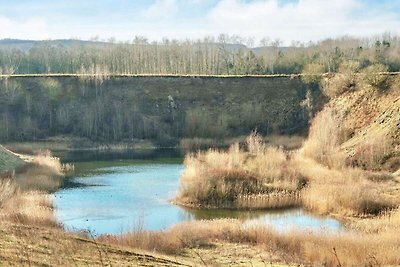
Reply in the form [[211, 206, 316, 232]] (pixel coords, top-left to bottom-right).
[[0, 16, 49, 39], [205, 0, 400, 44], [1, 0, 399, 43], [142, 0, 178, 19]]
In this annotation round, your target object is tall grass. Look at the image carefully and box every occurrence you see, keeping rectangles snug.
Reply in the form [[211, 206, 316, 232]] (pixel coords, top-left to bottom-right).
[[177, 100, 397, 216], [0, 150, 64, 227], [176, 133, 304, 209], [0, 190, 57, 227], [15, 150, 72, 192], [301, 107, 346, 169], [0, 177, 57, 227], [0, 179, 18, 206], [350, 135, 393, 171], [100, 214, 400, 266], [292, 155, 395, 216]]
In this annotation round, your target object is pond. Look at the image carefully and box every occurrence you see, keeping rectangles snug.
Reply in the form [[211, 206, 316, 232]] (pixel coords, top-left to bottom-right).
[[54, 149, 343, 235]]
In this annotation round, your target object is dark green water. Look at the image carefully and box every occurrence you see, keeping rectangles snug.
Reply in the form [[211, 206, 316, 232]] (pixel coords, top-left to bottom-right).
[[54, 149, 342, 235]]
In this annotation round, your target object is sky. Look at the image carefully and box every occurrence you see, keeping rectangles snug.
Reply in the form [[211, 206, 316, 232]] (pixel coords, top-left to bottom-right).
[[0, 0, 399, 45]]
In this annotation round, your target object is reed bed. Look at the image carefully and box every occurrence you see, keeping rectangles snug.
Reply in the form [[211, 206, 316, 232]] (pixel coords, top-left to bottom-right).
[[236, 191, 301, 210], [100, 213, 400, 266], [177, 108, 397, 215], [1, 189, 57, 228], [0, 150, 65, 227], [176, 133, 305, 209]]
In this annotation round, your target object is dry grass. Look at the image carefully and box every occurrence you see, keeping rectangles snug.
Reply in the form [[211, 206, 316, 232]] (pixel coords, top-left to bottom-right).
[[293, 155, 396, 216], [0, 178, 18, 206], [301, 107, 346, 169], [100, 215, 400, 266], [360, 63, 389, 90], [0, 221, 187, 267], [236, 191, 301, 210], [349, 135, 393, 171], [14, 150, 72, 192], [99, 219, 242, 254], [176, 133, 304, 209], [0, 150, 65, 227], [321, 74, 354, 98], [297, 88, 399, 215], [179, 134, 305, 152], [0, 189, 58, 228], [30, 150, 63, 176], [179, 137, 221, 151], [264, 134, 305, 150], [0, 177, 57, 228], [177, 99, 398, 216]]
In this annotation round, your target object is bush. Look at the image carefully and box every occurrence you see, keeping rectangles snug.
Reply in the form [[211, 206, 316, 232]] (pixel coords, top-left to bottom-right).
[[360, 63, 389, 90], [301, 62, 325, 84], [302, 107, 346, 168], [321, 60, 360, 98]]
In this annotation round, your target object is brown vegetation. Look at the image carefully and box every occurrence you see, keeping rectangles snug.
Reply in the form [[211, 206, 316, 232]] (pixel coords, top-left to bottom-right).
[[0, 150, 68, 227], [14, 150, 72, 192], [100, 211, 400, 266], [176, 132, 304, 209], [169, 74, 400, 266], [1, 71, 399, 266], [177, 129, 397, 216], [0, 221, 188, 267]]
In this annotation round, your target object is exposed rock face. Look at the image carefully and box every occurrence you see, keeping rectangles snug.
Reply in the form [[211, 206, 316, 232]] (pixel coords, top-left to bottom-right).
[[331, 85, 400, 172]]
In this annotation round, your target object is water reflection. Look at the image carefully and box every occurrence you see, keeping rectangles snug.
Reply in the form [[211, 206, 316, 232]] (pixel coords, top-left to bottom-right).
[[54, 150, 343, 235], [181, 208, 341, 233], [55, 148, 183, 163]]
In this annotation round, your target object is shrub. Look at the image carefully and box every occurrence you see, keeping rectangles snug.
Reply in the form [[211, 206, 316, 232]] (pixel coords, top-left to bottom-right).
[[301, 62, 325, 84], [321, 60, 360, 98], [360, 63, 389, 90], [302, 107, 346, 168]]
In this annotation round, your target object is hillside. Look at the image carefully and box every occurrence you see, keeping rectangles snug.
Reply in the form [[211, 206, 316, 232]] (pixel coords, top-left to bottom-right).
[[0, 76, 317, 146], [0, 221, 192, 266], [334, 83, 400, 172], [0, 145, 24, 174]]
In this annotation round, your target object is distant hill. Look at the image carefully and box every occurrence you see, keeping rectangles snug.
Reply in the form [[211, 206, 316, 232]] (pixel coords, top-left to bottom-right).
[[0, 39, 110, 51], [0, 38, 287, 54]]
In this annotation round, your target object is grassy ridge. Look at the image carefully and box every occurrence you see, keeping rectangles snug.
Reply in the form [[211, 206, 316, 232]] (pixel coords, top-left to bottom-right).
[[0, 145, 24, 174], [0, 73, 298, 78], [1, 71, 399, 78]]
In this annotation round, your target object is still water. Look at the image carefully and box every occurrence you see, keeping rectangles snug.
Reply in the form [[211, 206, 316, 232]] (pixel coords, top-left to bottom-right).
[[54, 150, 342, 235]]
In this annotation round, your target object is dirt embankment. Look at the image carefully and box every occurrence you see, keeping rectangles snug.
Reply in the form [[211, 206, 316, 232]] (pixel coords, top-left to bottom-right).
[[0, 221, 190, 267], [333, 85, 400, 173]]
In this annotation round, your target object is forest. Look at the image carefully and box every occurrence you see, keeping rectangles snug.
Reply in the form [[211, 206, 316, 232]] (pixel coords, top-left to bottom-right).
[[0, 34, 398, 144], [0, 34, 398, 76], [0, 76, 312, 144]]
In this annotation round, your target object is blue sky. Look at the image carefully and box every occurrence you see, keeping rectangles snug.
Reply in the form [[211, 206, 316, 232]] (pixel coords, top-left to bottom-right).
[[0, 0, 399, 44]]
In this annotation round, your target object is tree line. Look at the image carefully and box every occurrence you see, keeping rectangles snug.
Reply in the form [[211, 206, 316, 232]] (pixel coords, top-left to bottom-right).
[[0, 34, 399, 76], [0, 76, 311, 144]]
